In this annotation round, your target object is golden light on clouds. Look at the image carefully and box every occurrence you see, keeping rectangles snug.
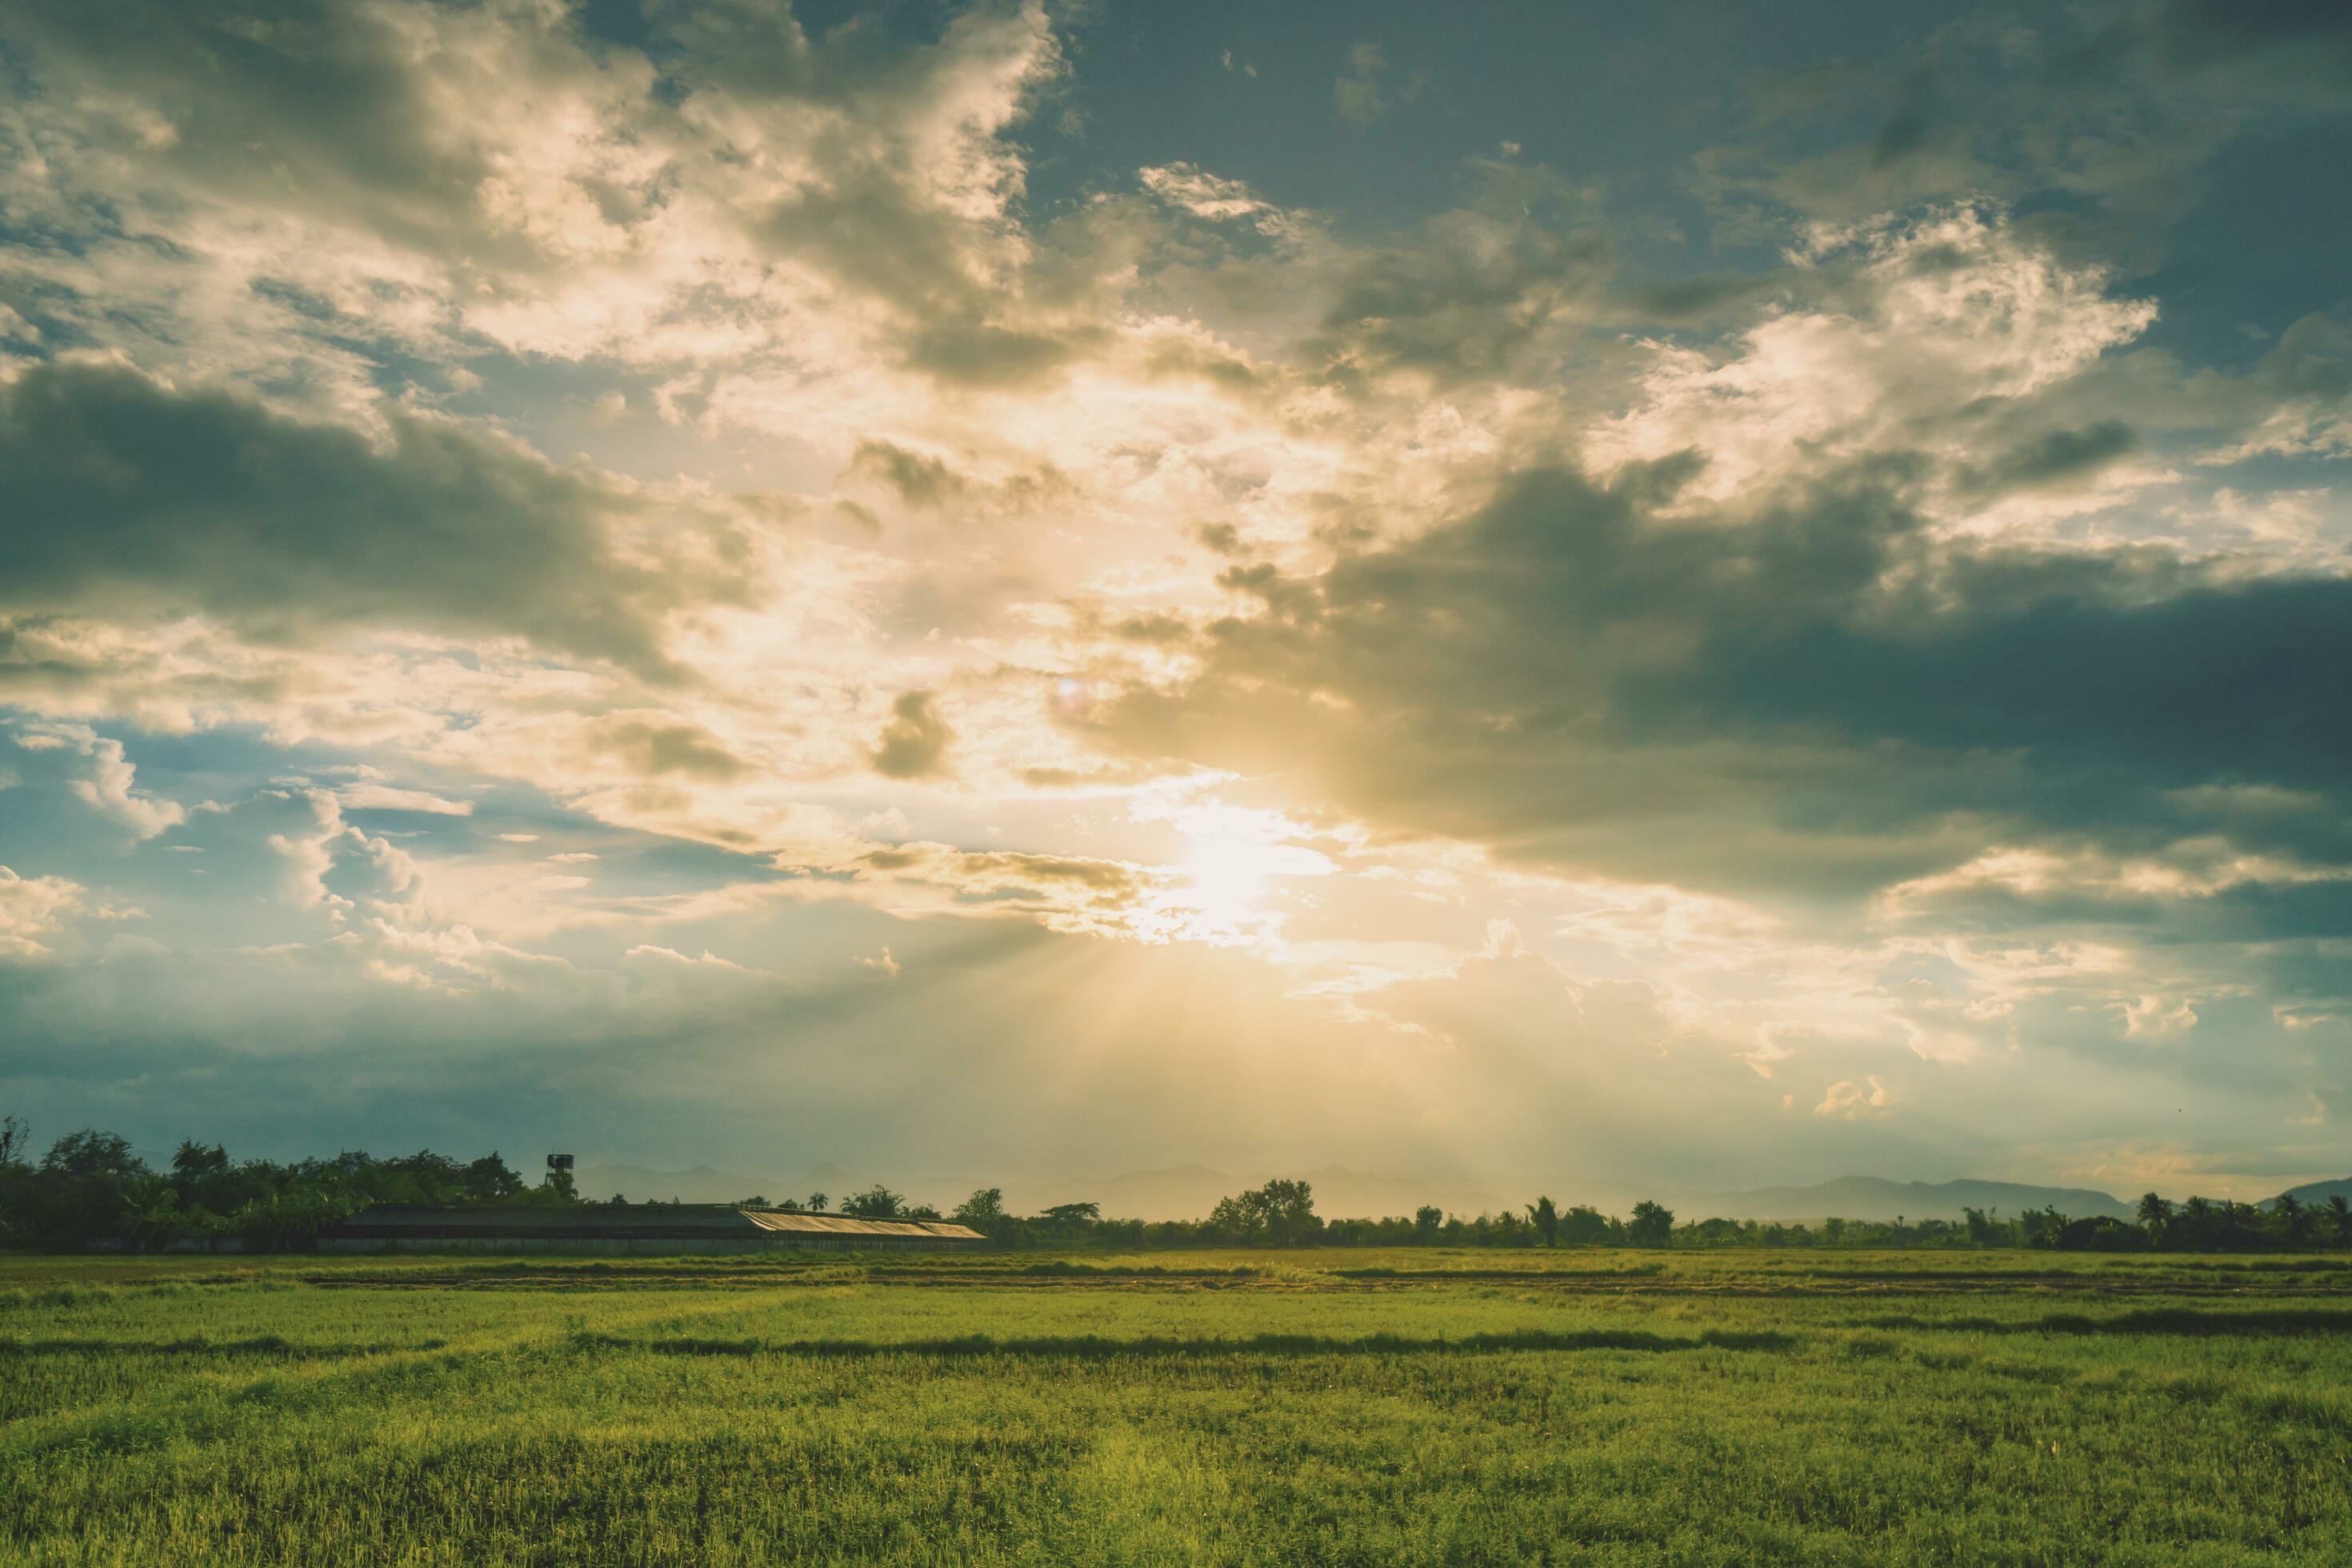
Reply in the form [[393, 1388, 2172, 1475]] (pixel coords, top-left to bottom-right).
[[0, 0, 2348, 1195]]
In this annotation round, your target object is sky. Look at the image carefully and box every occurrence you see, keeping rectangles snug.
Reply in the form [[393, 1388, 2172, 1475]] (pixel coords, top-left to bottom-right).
[[2, 0, 2349, 1202]]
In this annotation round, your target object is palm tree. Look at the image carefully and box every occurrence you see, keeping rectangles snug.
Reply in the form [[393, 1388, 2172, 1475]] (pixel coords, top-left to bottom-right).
[[2278, 1193, 2310, 1248], [1526, 1195, 1561, 1247], [2137, 1191, 2172, 1239], [2327, 1194, 2351, 1247]]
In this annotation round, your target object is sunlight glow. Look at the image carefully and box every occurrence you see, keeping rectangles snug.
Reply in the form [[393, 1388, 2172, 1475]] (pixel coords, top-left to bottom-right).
[[1132, 796, 1337, 948]]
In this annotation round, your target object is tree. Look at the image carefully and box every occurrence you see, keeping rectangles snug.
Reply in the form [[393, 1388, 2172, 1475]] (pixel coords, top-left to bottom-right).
[[1414, 1204, 1444, 1242], [461, 1153, 525, 1202], [806, 1192, 829, 1213], [2137, 1191, 2172, 1238], [1207, 1180, 1322, 1246], [0, 1115, 29, 1167], [42, 1129, 144, 1179], [1526, 1195, 1561, 1247], [1627, 1200, 1674, 1247], [1257, 1180, 1322, 1246], [2328, 1195, 2351, 1246], [1041, 1201, 1101, 1225], [2052, 1215, 2146, 1251], [840, 1184, 903, 1219], [1561, 1205, 1615, 1246], [954, 1187, 1006, 1227], [1962, 1206, 1997, 1246], [2278, 1194, 2311, 1248]]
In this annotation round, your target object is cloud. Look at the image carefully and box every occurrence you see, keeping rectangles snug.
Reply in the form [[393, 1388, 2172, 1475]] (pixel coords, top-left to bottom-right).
[[337, 784, 474, 817], [0, 0, 1070, 406], [0, 867, 90, 958], [1334, 43, 1389, 127], [1815, 1076, 1894, 1118], [1593, 207, 2158, 511], [872, 691, 955, 780], [588, 717, 748, 782], [0, 0, 2346, 1196], [14, 722, 183, 838], [0, 362, 754, 675], [849, 441, 975, 510], [1100, 450, 2352, 928], [1138, 164, 1282, 228]]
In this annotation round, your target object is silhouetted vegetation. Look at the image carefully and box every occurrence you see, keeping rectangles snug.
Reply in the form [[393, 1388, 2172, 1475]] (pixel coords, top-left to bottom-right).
[[0, 1120, 554, 1251], [3, 1117, 2346, 1254]]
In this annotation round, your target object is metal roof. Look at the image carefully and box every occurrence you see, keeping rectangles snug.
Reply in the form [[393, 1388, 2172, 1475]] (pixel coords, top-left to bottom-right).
[[739, 1208, 984, 1241], [322, 1202, 985, 1242]]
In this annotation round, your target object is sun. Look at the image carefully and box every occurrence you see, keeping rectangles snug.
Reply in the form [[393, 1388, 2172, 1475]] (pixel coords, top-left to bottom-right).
[[1182, 832, 1283, 928], [1139, 797, 1337, 946]]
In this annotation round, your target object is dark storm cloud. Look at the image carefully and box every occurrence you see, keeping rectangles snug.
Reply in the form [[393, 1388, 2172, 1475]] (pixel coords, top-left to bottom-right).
[[0, 362, 742, 672], [1102, 458, 2352, 910]]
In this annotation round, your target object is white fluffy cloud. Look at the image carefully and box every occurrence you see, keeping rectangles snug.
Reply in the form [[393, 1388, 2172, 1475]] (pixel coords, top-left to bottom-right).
[[0, 867, 93, 958]]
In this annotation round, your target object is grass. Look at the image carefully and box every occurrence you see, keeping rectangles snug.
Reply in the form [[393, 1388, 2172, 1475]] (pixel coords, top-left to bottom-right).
[[4, 1250, 2350, 1565]]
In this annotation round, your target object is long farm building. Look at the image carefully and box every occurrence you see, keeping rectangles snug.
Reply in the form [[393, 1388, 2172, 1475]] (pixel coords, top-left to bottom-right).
[[318, 1203, 987, 1254]]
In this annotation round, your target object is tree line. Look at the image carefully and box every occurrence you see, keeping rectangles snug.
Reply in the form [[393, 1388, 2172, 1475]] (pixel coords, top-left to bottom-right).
[[3, 1119, 2346, 1253], [0, 1121, 560, 1252]]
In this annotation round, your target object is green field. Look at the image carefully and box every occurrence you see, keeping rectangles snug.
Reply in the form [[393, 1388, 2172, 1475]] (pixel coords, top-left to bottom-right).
[[6, 1250, 2352, 1566]]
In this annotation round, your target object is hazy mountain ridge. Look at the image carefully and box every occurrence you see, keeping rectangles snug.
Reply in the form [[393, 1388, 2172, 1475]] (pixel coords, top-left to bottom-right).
[[573, 1163, 810, 1205], [2270, 1178, 2352, 1209], [1667, 1176, 2136, 1223], [573, 1162, 2246, 1224]]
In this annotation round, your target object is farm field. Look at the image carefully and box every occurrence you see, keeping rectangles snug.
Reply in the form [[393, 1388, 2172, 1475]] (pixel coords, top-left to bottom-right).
[[6, 1250, 2352, 1566]]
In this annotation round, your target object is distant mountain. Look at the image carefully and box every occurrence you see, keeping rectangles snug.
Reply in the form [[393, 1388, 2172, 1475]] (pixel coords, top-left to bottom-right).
[[572, 1162, 789, 1204], [1043, 1166, 1233, 1221], [1062, 1170, 2147, 1225], [2270, 1177, 2352, 1208], [1298, 1167, 1514, 1222], [1674, 1176, 2134, 1223], [1043, 1166, 1516, 1222], [566, 1164, 1520, 1222], [570, 1162, 2142, 1225], [574, 1161, 922, 1207]]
